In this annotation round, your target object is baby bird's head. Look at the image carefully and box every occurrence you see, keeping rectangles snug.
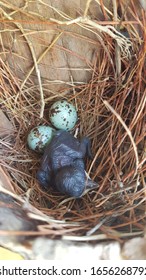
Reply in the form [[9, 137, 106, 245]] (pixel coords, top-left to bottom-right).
[[54, 166, 86, 197]]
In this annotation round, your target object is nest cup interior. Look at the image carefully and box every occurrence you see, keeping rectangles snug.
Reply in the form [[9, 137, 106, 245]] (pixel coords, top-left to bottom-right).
[[0, 1, 145, 240]]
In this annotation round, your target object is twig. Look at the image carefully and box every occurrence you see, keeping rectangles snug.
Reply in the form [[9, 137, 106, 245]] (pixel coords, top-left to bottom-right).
[[112, 0, 121, 78], [50, 16, 132, 57], [28, 40, 44, 118], [84, 0, 93, 17], [63, 230, 143, 241], [103, 100, 139, 177]]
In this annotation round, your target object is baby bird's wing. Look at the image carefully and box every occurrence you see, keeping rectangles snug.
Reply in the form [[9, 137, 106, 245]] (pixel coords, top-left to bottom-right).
[[38, 130, 92, 174], [49, 130, 83, 159]]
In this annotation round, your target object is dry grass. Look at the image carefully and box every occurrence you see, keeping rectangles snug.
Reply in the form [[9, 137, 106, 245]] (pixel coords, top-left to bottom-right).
[[0, 0, 145, 242]]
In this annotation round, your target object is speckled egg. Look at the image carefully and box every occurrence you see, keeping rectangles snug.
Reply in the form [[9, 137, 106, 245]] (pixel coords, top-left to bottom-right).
[[49, 100, 78, 131], [27, 125, 55, 152]]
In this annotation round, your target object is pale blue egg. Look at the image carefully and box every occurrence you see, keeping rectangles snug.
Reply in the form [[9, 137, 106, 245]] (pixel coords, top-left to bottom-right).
[[49, 100, 78, 131], [27, 125, 55, 152]]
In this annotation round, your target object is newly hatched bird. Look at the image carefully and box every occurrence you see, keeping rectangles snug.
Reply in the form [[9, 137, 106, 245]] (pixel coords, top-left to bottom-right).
[[36, 130, 96, 197]]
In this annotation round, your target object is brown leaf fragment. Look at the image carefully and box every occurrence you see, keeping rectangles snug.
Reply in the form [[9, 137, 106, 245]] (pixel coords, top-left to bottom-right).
[[0, 166, 14, 193], [0, 110, 14, 137]]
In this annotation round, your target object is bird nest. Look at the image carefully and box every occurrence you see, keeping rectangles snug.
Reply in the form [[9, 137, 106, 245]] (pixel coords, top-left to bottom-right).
[[0, 1, 145, 244]]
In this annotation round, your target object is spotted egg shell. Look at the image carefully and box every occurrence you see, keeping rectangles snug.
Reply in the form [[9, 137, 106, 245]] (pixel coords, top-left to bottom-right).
[[27, 125, 55, 152], [49, 100, 78, 131]]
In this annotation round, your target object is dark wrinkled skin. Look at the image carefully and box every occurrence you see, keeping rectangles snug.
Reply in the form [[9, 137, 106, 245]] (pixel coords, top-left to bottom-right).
[[36, 130, 95, 197]]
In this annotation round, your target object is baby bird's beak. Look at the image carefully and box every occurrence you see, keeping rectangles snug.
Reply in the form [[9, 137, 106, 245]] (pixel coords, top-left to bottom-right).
[[85, 178, 98, 189]]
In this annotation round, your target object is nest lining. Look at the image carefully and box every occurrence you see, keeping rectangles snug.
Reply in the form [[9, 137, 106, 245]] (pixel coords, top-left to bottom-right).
[[0, 1, 145, 241]]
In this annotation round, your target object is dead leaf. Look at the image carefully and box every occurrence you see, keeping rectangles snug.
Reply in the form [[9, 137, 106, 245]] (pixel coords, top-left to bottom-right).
[[0, 109, 14, 137], [0, 166, 14, 193]]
